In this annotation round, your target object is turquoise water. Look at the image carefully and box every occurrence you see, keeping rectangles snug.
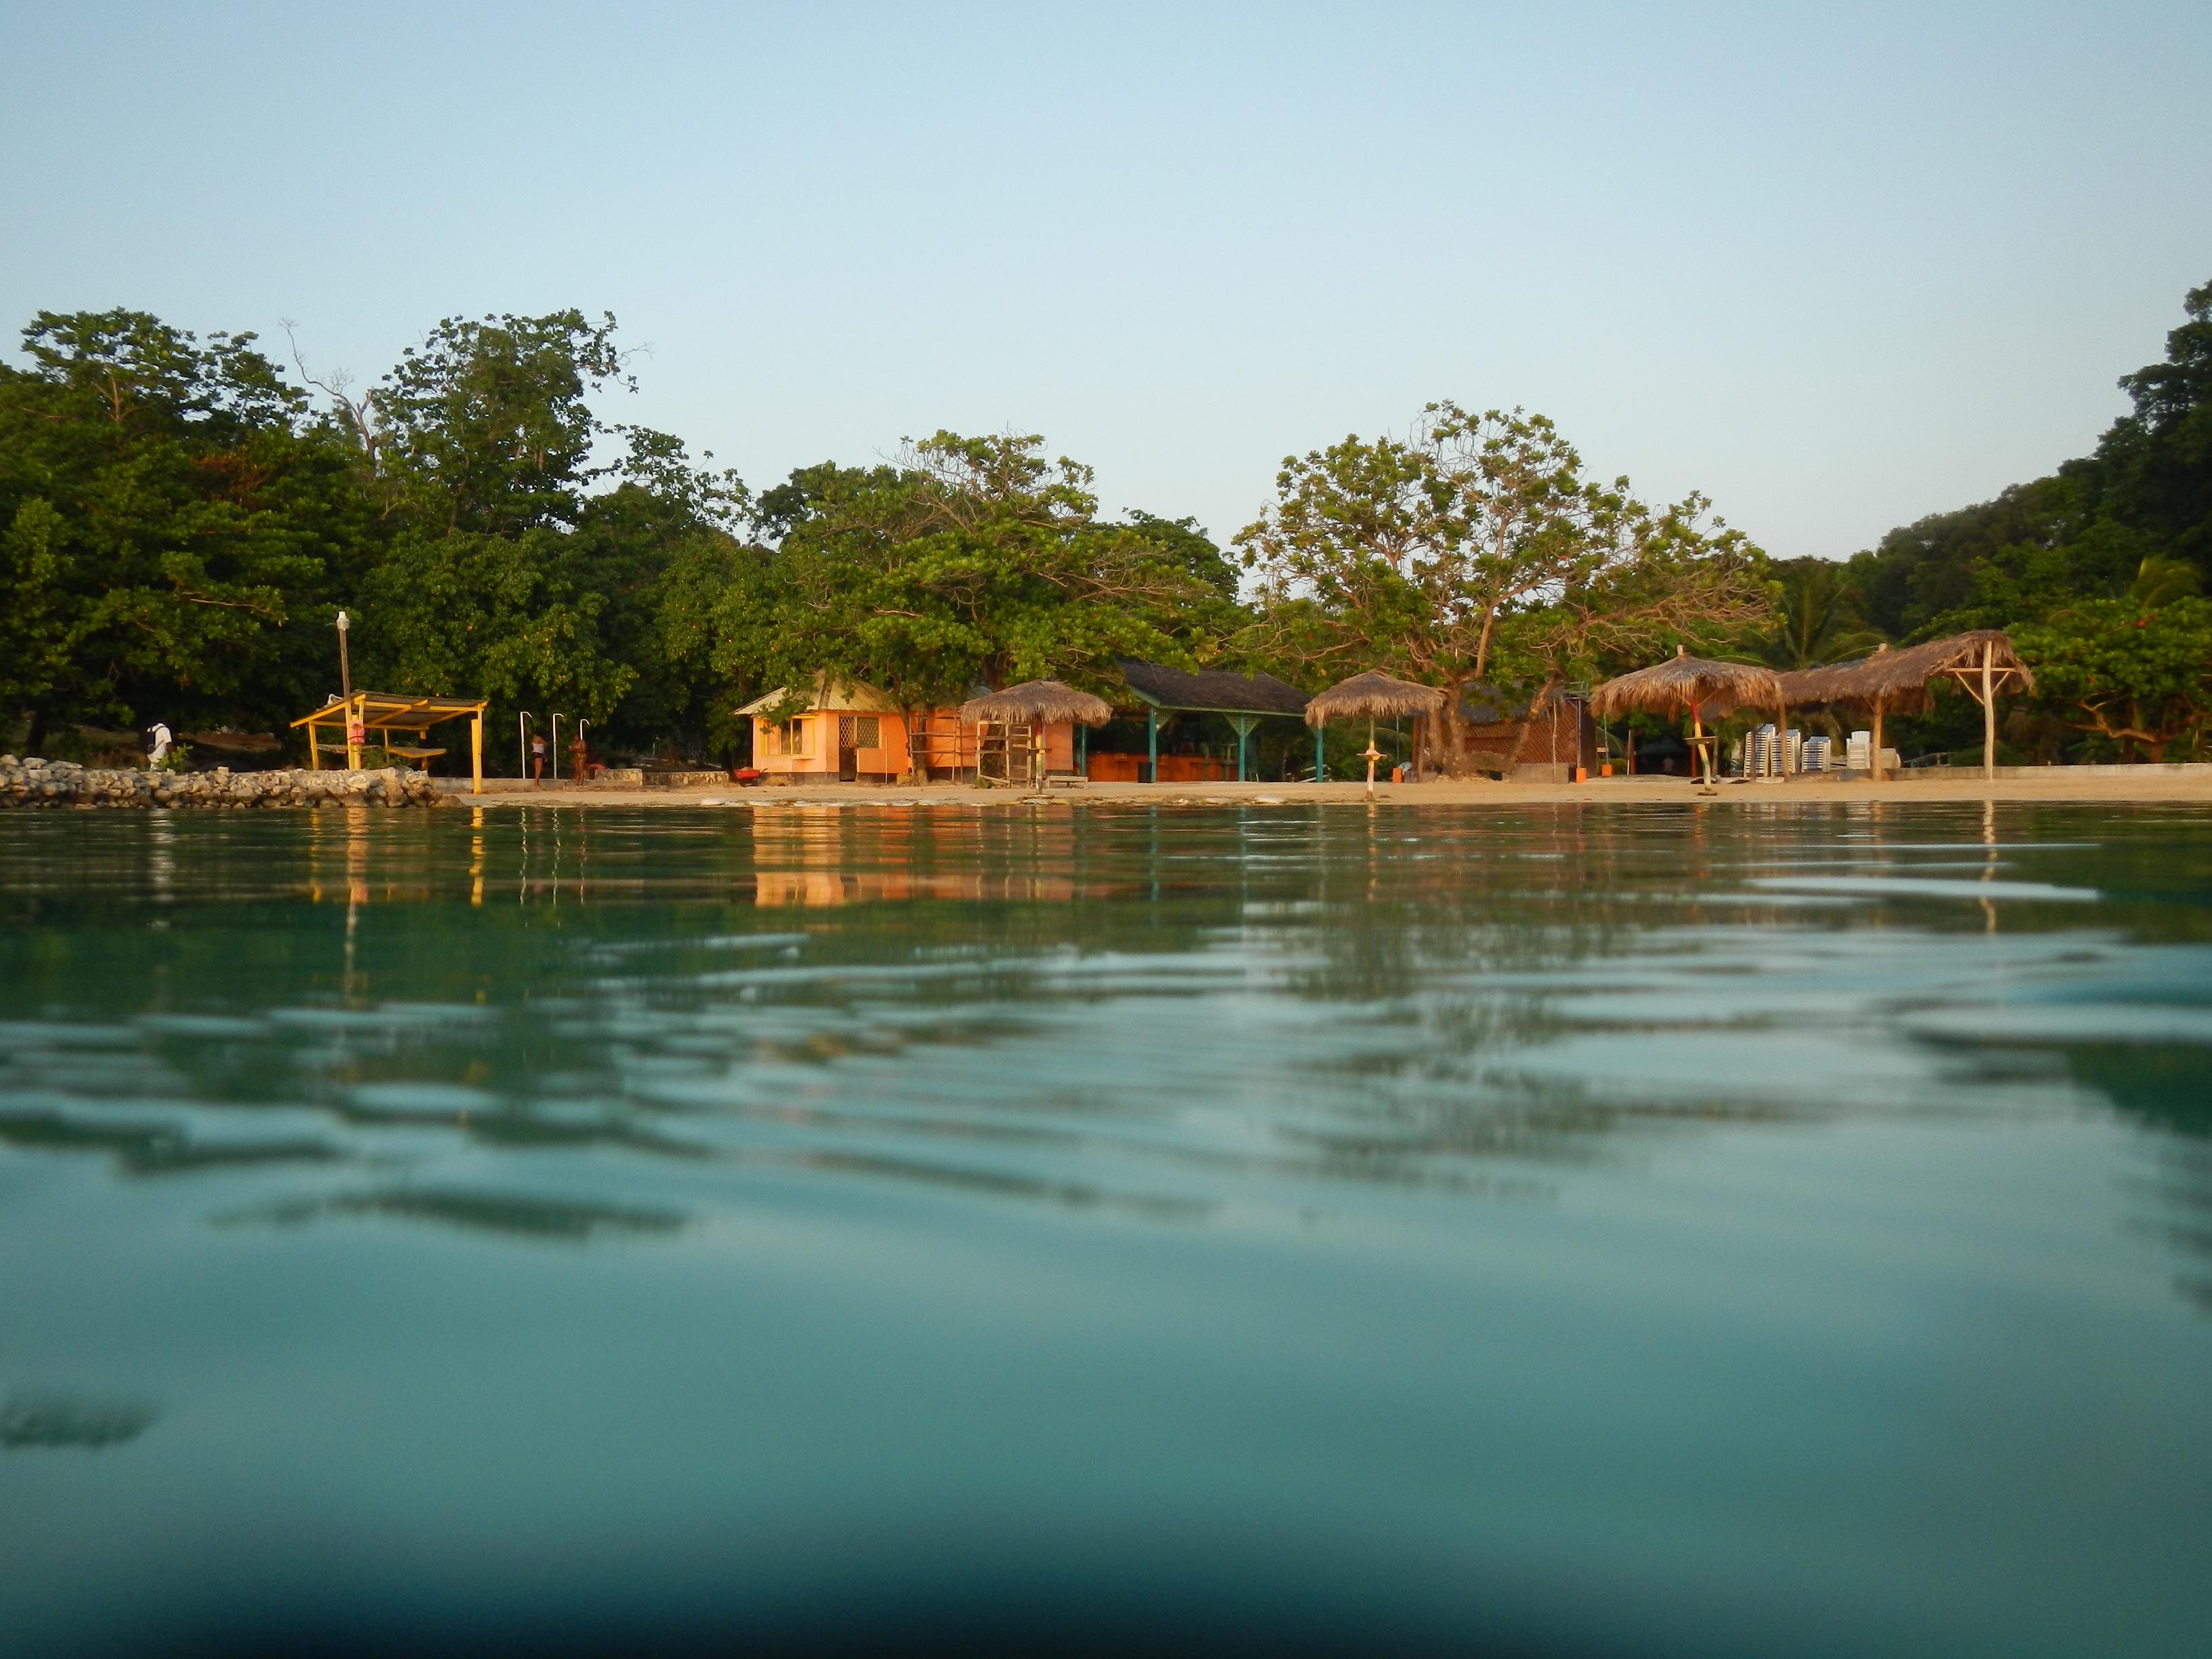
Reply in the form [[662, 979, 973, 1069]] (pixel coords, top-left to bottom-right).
[[2, 801, 2209, 1656]]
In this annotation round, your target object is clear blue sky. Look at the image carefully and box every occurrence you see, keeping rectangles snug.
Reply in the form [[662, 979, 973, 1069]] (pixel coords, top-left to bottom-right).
[[5, 1, 2208, 561]]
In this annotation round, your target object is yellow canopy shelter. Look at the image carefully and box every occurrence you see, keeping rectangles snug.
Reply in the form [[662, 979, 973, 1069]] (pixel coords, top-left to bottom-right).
[[291, 692, 487, 794]]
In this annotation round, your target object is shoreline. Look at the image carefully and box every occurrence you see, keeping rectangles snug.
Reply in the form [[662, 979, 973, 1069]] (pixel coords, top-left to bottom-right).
[[436, 772, 2212, 809]]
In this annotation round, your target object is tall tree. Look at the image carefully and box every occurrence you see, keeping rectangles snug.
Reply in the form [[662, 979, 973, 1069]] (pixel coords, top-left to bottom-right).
[[737, 432, 1235, 712], [2014, 596, 2212, 761], [1236, 403, 1765, 771], [368, 310, 631, 535], [1758, 557, 1885, 668], [0, 309, 364, 745]]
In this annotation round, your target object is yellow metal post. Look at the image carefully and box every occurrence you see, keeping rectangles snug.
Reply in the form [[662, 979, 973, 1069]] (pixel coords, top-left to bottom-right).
[[346, 692, 363, 772], [306, 720, 321, 771], [470, 712, 483, 795]]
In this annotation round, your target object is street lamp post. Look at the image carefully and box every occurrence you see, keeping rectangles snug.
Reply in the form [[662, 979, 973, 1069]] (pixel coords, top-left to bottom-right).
[[335, 611, 361, 770]]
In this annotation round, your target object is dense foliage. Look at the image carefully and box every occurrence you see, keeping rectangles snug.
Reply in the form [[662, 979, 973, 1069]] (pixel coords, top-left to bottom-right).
[[0, 308, 1249, 768], [5, 276, 2205, 771], [1237, 403, 1766, 771], [1816, 278, 2212, 760]]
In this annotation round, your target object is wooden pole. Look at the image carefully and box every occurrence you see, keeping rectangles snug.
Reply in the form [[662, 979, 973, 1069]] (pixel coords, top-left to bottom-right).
[[1870, 701, 1885, 783], [1982, 641, 1996, 781], [1691, 704, 1706, 783], [306, 719, 321, 771], [470, 712, 483, 796]]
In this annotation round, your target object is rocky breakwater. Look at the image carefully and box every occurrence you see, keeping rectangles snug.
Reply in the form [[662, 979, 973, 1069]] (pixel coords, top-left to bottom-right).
[[0, 756, 445, 809]]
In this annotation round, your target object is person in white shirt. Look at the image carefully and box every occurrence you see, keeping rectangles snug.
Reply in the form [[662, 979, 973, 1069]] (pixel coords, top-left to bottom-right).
[[146, 722, 173, 767]]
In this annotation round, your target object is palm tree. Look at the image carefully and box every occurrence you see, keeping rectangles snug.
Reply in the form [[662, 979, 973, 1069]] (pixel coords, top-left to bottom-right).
[[2129, 555, 2202, 609], [1759, 559, 1886, 670]]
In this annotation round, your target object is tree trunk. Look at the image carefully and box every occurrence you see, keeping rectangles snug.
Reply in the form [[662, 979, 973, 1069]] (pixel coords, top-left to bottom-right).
[[1502, 678, 1564, 777], [1430, 684, 1479, 777]]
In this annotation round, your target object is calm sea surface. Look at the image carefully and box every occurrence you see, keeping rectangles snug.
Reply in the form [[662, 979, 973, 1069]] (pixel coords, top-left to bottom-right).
[[3, 800, 2209, 1656]]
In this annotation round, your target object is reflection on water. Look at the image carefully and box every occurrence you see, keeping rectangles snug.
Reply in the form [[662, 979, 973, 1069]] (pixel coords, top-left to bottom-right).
[[1, 802, 2211, 1657]]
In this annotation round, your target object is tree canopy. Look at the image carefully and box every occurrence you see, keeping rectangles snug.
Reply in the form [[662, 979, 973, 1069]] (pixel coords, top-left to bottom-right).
[[7, 274, 2206, 771], [1829, 276, 2212, 760], [1236, 403, 1766, 771]]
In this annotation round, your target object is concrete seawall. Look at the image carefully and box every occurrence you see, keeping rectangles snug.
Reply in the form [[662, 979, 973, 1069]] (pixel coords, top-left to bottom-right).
[[0, 756, 445, 808]]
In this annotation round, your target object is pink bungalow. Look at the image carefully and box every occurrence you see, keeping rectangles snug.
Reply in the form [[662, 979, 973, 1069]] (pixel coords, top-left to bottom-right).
[[737, 676, 1080, 784]]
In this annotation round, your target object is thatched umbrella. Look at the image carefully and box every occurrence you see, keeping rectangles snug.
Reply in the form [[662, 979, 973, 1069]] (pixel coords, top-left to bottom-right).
[[1305, 671, 1446, 793], [959, 680, 1112, 788], [959, 680, 1113, 727], [1589, 648, 1783, 787], [1778, 630, 2032, 781]]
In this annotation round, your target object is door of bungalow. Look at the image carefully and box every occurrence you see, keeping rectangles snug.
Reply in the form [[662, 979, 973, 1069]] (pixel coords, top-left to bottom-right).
[[836, 715, 859, 781]]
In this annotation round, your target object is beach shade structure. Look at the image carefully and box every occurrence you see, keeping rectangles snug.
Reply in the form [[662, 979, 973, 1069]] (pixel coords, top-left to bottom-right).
[[1305, 672, 1448, 794], [290, 692, 488, 794], [1778, 630, 2032, 782], [960, 680, 1112, 789], [1589, 649, 1783, 788], [1118, 661, 1311, 781]]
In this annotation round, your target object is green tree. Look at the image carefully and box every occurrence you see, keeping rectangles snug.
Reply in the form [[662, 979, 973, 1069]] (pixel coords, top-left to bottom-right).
[[1235, 403, 1766, 771], [1842, 277, 2212, 649], [2014, 596, 2212, 761], [1757, 557, 1885, 668], [739, 433, 1233, 712], [367, 310, 631, 535], [0, 309, 367, 746], [343, 312, 758, 760]]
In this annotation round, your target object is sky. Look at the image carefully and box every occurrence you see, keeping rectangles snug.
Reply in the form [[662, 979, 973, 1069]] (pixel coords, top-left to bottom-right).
[[4, 1, 2209, 561]]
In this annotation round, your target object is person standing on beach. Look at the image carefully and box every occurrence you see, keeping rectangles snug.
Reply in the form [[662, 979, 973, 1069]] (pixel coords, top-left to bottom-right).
[[531, 732, 547, 785]]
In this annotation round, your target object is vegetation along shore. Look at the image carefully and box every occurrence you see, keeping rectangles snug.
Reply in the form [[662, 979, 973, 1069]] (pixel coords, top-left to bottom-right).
[[4, 279, 2207, 784]]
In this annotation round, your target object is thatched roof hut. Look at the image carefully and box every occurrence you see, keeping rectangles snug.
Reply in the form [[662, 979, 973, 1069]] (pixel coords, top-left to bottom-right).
[[958, 679, 1113, 727], [1303, 671, 1445, 729], [1589, 649, 1782, 718], [1777, 630, 2033, 714], [1776, 629, 2032, 782], [1589, 649, 1780, 788]]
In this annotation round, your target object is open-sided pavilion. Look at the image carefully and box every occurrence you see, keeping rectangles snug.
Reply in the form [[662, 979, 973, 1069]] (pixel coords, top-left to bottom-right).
[[1118, 661, 1313, 781], [291, 692, 487, 793]]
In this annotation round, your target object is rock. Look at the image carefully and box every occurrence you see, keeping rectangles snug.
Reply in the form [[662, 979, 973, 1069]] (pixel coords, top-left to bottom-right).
[[0, 758, 449, 811]]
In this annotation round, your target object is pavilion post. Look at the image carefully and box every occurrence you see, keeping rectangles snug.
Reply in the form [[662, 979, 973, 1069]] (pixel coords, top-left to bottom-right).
[[1690, 705, 1706, 784], [306, 720, 321, 771], [1314, 724, 1325, 783], [346, 693, 364, 773], [1077, 723, 1087, 777], [1229, 714, 1257, 782], [1870, 702, 1885, 783], [1982, 641, 1996, 781], [470, 712, 483, 796], [1147, 707, 1158, 783]]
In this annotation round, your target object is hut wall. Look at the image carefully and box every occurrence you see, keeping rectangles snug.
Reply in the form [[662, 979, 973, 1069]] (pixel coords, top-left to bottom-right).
[[908, 712, 1076, 781], [752, 710, 914, 779], [1458, 701, 1595, 776]]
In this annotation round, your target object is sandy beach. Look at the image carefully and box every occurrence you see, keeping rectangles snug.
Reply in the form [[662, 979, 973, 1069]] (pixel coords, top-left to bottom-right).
[[446, 769, 2212, 809]]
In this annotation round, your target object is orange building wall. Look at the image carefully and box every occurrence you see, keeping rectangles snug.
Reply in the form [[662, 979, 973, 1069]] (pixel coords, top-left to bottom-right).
[[754, 709, 1080, 781]]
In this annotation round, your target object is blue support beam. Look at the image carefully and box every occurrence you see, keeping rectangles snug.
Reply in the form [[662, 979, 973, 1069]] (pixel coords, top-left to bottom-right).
[[1147, 707, 1158, 783], [1228, 714, 1258, 782], [1314, 725, 1326, 782]]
